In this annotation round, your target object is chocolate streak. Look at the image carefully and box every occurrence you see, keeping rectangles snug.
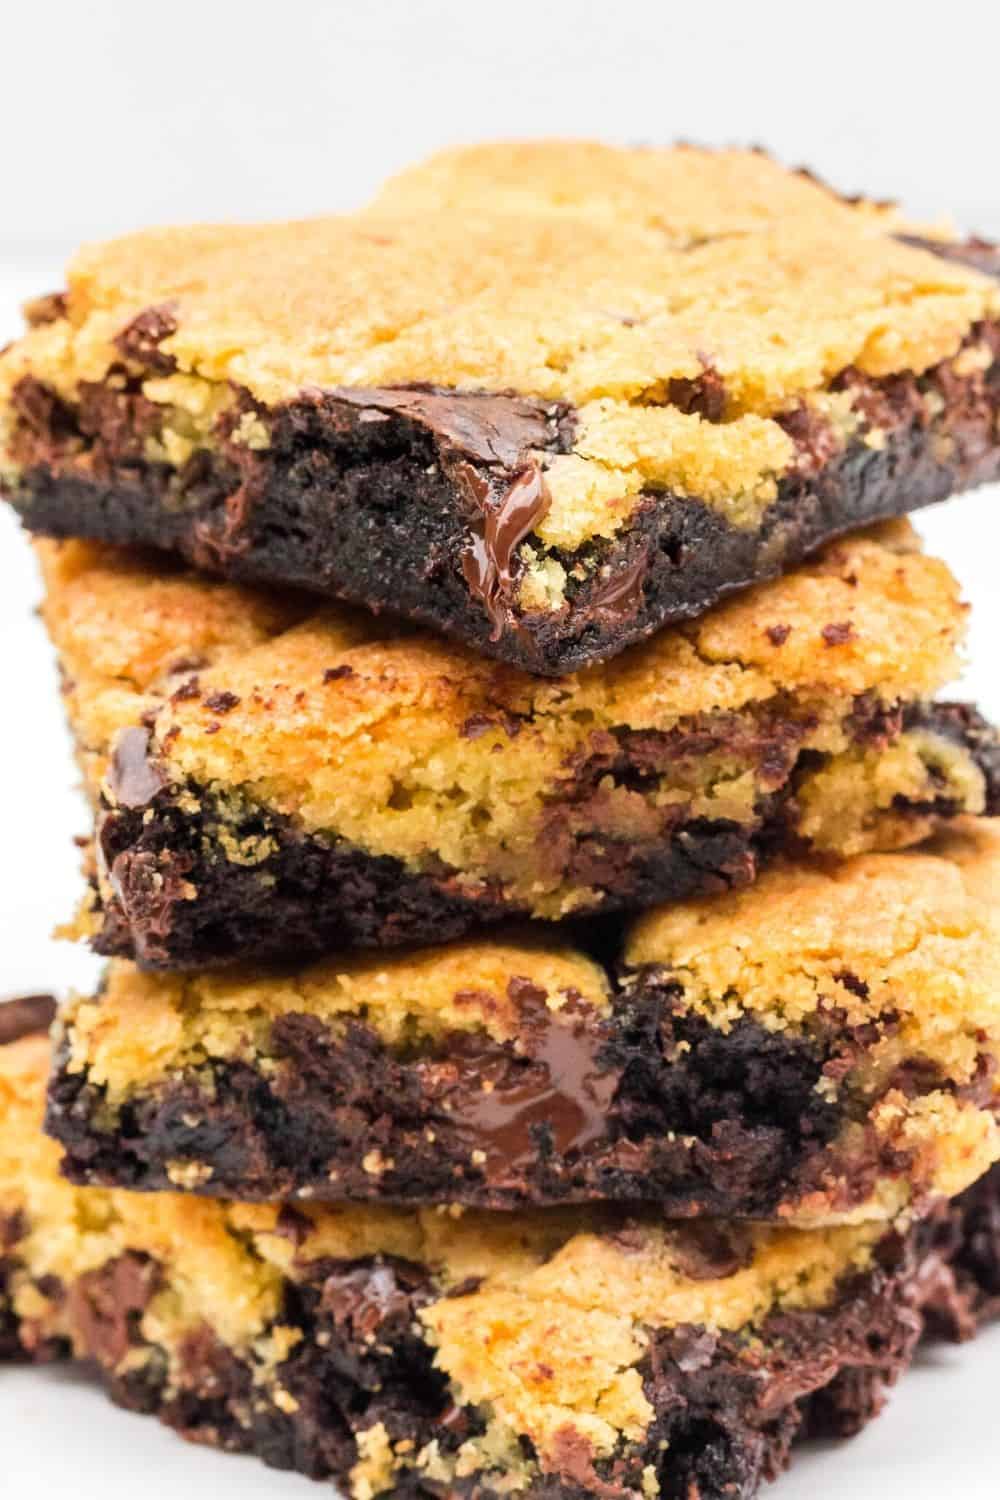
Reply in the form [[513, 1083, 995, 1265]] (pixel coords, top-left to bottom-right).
[[88, 700, 1000, 971], [2, 1171, 999, 1498], [7, 256, 1000, 674]]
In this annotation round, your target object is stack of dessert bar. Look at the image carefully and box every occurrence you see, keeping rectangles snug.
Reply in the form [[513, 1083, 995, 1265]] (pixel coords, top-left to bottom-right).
[[2, 143, 1000, 1499]]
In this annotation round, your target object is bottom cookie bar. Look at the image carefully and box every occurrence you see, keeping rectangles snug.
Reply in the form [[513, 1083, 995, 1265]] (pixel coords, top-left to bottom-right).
[[3, 1010, 999, 1500]]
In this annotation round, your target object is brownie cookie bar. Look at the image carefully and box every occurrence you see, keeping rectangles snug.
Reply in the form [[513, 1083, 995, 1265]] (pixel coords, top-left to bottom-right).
[[42, 525, 1000, 970], [47, 821, 1000, 1222], [5, 1020, 999, 1500], [4, 144, 1000, 674]]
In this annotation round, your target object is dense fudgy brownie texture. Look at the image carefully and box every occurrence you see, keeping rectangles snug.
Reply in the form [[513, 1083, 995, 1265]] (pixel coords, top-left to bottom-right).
[[4, 1175, 999, 1500], [8, 310, 1000, 674], [87, 699, 1000, 970], [45, 961, 992, 1212]]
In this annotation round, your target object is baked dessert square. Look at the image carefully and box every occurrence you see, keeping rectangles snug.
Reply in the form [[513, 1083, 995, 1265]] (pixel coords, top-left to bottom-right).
[[4, 1010, 999, 1500], [41, 523, 1000, 970], [3, 143, 1000, 674], [47, 821, 1000, 1222]]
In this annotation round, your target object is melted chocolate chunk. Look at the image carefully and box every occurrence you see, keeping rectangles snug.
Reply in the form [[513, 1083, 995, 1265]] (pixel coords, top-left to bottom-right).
[[485, 464, 550, 587], [461, 461, 552, 637], [318, 385, 562, 468], [439, 982, 618, 1170], [0, 994, 56, 1046], [666, 1223, 755, 1282], [66, 1252, 161, 1369], [114, 304, 179, 374], [667, 364, 727, 422], [107, 726, 168, 810]]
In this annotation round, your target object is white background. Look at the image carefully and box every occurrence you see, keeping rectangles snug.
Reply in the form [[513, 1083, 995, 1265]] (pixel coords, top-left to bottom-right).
[[2, 2, 1000, 1494]]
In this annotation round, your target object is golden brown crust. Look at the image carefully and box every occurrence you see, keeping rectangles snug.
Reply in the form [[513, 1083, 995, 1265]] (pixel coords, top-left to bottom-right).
[[64, 937, 611, 1086], [372, 143, 915, 237]]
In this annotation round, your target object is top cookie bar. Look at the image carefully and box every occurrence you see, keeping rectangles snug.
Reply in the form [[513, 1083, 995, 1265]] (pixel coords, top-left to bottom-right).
[[3, 143, 1000, 673]]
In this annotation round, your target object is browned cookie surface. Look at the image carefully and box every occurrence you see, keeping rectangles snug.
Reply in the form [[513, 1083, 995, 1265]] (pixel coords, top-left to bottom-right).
[[4, 143, 1000, 672]]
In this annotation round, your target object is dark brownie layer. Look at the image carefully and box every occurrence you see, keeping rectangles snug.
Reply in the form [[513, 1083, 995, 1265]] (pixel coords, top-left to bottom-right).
[[7, 297, 1000, 675], [90, 700, 1000, 970], [3, 1172, 998, 1500]]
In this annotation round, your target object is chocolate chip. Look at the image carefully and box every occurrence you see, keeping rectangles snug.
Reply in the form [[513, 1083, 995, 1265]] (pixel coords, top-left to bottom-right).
[[459, 711, 522, 741], [23, 290, 69, 328], [0, 1209, 27, 1252], [275, 1204, 313, 1249], [0, 994, 56, 1046], [766, 623, 791, 646], [107, 727, 168, 809], [203, 691, 240, 714], [667, 363, 726, 422], [113, 303, 179, 374], [822, 621, 856, 646], [318, 1256, 431, 1343], [436, 982, 617, 1170], [668, 1222, 755, 1282], [66, 1252, 161, 1370]]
